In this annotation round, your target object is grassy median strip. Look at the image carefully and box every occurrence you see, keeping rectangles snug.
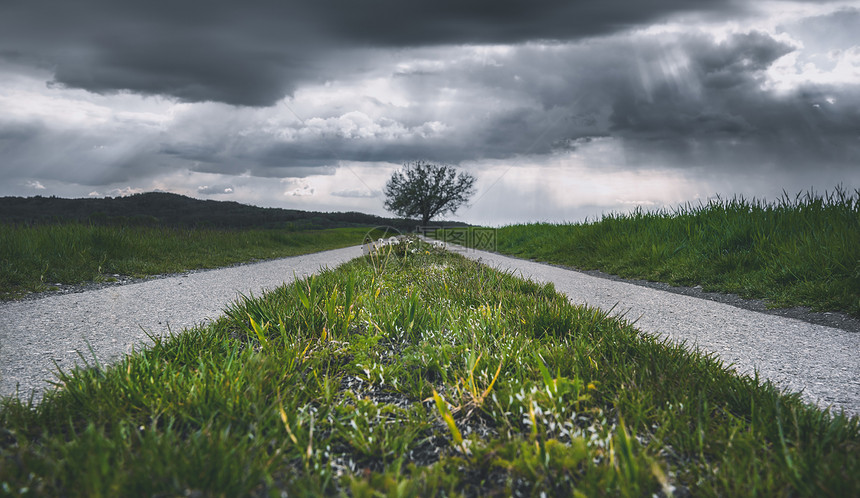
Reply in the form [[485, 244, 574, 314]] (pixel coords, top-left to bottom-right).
[[0, 224, 376, 300], [438, 188, 860, 317], [1, 238, 857, 496]]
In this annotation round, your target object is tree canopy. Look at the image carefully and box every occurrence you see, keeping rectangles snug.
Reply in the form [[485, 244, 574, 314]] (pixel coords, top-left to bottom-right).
[[383, 161, 476, 226]]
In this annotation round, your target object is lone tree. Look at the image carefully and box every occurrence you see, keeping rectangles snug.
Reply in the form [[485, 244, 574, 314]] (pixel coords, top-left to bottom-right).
[[383, 161, 476, 226]]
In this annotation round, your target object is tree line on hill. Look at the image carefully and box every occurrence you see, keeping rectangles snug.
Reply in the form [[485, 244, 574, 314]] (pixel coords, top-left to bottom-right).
[[0, 192, 469, 231]]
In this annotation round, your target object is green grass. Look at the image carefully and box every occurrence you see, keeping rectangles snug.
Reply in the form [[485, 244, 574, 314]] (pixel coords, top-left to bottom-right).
[[0, 224, 377, 300], [440, 188, 860, 317], [2, 238, 857, 496]]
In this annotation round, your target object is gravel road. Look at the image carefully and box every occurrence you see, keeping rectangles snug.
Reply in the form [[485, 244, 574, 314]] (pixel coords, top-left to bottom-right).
[[2, 243, 857, 418], [0, 246, 362, 401]]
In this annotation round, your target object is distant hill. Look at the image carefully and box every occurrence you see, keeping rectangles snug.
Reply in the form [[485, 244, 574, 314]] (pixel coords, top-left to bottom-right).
[[0, 192, 470, 231]]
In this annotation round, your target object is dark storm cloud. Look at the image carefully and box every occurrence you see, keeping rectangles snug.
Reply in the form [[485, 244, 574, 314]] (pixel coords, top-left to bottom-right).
[[376, 27, 860, 172], [157, 26, 857, 174], [609, 32, 796, 138], [0, 0, 737, 107], [2, 1, 856, 192], [606, 30, 860, 169], [310, 0, 736, 45]]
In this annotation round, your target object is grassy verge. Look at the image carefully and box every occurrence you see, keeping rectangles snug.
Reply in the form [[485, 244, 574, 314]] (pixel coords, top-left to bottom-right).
[[0, 224, 377, 300], [438, 188, 860, 317], [2, 238, 856, 496]]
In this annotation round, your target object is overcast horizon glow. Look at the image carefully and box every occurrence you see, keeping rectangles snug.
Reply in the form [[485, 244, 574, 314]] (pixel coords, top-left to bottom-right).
[[1, 1, 858, 226]]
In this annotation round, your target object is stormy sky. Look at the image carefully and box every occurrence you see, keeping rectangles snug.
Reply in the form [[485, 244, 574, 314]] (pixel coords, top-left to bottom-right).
[[1, 0, 858, 224]]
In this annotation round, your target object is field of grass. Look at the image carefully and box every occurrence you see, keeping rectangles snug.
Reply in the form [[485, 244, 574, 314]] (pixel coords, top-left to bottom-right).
[[2, 239, 856, 496], [0, 224, 378, 300], [439, 188, 860, 317]]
